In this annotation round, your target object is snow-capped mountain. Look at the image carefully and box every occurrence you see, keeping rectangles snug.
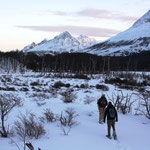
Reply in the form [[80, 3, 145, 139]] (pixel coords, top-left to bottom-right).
[[22, 31, 98, 55], [77, 35, 97, 48], [81, 10, 150, 56]]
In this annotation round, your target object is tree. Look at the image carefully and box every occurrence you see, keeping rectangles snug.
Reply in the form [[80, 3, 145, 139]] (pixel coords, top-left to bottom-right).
[[0, 93, 22, 137]]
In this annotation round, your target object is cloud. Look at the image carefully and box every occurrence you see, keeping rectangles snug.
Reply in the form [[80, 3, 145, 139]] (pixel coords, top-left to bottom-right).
[[17, 25, 121, 38], [50, 9, 139, 22]]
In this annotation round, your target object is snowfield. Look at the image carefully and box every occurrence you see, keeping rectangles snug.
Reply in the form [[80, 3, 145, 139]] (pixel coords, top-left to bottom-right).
[[0, 72, 150, 150]]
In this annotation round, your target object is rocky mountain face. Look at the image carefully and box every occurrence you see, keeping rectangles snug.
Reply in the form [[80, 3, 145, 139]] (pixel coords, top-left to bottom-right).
[[81, 10, 150, 56], [22, 31, 98, 55]]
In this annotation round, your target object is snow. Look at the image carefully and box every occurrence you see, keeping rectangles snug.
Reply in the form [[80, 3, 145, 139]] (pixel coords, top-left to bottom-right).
[[0, 72, 150, 150], [81, 10, 150, 56], [108, 23, 150, 42], [22, 31, 98, 55]]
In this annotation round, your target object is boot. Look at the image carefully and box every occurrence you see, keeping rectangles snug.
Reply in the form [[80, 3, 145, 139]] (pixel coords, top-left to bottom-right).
[[106, 135, 112, 139], [113, 132, 117, 140]]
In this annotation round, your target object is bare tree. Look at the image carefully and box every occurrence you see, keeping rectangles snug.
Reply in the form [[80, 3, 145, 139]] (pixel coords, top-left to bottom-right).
[[120, 93, 136, 114], [0, 93, 22, 137], [107, 91, 136, 114], [107, 91, 124, 110]]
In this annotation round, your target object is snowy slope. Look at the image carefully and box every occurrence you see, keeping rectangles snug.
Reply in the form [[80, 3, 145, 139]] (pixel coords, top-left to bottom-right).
[[0, 72, 150, 150], [81, 10, 150, 56], [22, 31, 98, 55]]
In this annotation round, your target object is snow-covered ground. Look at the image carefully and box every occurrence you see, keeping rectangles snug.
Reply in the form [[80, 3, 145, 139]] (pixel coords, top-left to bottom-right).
[[0, 72, 150, 150]]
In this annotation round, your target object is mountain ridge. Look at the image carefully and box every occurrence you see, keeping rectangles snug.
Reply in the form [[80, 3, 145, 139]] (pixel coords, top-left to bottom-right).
[[22, 10, 150, 56], [22, 31, 98, 55], [80, 10, 150, 56]]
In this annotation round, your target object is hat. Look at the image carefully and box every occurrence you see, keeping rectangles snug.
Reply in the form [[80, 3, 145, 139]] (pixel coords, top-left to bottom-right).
[[102, 93, 105, 96], [109, 101, 112, 105]]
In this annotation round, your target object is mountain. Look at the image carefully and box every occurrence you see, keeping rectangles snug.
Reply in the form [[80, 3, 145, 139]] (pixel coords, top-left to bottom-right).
[[22, 31, 98, 55], [77, 35, 97, 48], [81, 10, 150, 56]]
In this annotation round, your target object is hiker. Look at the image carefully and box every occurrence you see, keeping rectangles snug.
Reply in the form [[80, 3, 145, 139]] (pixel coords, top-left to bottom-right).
[[104, 101, 118, 140], [97, 94, 108, 124]]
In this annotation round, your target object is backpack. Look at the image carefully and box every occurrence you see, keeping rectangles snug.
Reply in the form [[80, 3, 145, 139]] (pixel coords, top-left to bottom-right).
[[108, 107, 116, 119], [99, 97, 107, 107]]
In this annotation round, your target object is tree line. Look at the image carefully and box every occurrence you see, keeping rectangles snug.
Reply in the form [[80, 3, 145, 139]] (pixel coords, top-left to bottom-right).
[[0, 50, 150, 73]]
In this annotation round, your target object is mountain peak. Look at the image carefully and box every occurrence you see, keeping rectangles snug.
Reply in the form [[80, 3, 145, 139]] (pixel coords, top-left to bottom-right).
[[21, 31, 98, 55], [77, 35, 88, 39], [54, 31, 72, 40], [132, 10, 150, 27]]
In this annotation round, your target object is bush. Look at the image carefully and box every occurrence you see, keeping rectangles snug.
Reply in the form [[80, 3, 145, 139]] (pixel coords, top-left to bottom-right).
[[30, 81, 40, 86], [108, 91, 135, 114], [30, 93, 50, 100], [53, 81, 70, 88], [61, 89, 77, 103], [96, 84, 109, 91], [105, 77, 144, 89], [15, 113, 45, 139], [80, 83, 88, 88], [44, 108, 57, 122], [138, 91, 150, 119], [84, 96, 95, 104], [20, 87, 29, 91], [0, 86, 16, 91], [59, 108, 78, 135]]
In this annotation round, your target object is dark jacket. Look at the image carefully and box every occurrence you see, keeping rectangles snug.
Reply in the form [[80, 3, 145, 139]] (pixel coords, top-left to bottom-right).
[[97, 96, 107, 108], [104, 104, 118, 122]]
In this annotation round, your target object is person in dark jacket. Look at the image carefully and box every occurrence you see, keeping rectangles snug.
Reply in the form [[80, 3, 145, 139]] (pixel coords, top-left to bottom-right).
[[104, 101, 118, 139], [97, 94, 107, 124]]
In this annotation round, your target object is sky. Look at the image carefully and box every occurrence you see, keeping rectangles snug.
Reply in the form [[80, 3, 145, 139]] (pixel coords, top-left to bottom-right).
[[0, 0, 150, 52]]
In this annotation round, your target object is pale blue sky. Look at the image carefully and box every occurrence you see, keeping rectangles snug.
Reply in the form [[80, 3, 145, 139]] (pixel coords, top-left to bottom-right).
[[0, 0, 150, 51]]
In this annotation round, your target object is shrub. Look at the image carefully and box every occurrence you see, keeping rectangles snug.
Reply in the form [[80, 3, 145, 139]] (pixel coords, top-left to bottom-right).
[[138, 91, 150, 119], [30, 93, 50, 100], [96, 84, 109, 91], [65, 83, 70, 88], [61, 89, 77, 103], [30, 81, 40, 86], [20, 87, 29, 91], [36, 102, 46, 107], [107, 91, 136, 114], [59, 108, 78, 135], [84, 96, 95, 104], [0, 87, 16, 91], [14, 113, 45, 139], [53, 81, 70, 88], [74, 85, 79, 88], [44, 108, 57, 122], [80, 83, 88, 88], [105, 77, 144, 89]]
